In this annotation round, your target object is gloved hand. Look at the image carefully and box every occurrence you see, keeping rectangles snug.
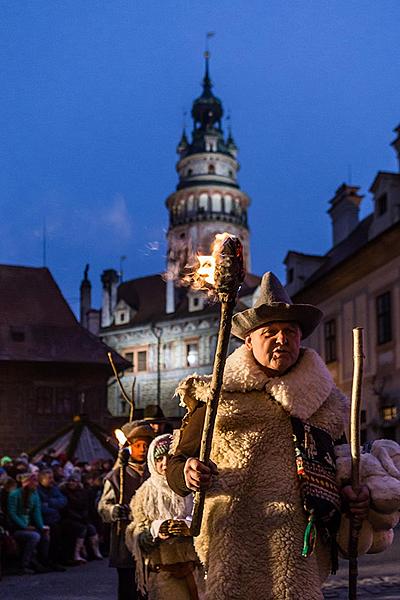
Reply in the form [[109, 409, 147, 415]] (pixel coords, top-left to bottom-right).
[[111, 503, 130, 522]]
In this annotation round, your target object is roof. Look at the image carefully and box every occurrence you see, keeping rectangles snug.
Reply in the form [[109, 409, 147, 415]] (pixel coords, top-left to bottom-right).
[[292, 216, 400, 303], [102, 271, 261, 330], [0, 265, 126, 367]]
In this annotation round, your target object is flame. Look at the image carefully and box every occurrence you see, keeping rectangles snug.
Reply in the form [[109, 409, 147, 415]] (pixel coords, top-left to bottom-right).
[[114, 428, 127, 446], [196, 255, 216, 286]]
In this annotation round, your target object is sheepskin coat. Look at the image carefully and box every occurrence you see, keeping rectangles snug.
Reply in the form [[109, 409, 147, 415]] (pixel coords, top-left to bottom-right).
[[175, 345, 349, 600]]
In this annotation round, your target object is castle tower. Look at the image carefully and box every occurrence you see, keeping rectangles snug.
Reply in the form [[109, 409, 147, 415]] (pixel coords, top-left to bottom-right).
[[166, 53, 251, 281]]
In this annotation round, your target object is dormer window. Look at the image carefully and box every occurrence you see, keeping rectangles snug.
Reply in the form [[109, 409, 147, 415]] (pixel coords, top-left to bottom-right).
[[189, 292, 205, 312], [119, 312, 125, 323], [377, 193, 388, 216], [287, 268, 294, 284]]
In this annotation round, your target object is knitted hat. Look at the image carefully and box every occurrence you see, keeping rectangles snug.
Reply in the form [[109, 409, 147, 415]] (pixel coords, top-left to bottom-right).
[[18, 472, 38, 487], [231, 271, 323, 340], [153, 434, 173, 461], [121, 420, 156, 444], [0, 456, 12, 466]]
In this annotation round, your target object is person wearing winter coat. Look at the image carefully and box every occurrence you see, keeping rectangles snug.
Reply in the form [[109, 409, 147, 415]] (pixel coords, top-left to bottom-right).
[[60, 473, 103, 564], [8, 472, 50, 573], [166, 272, 382, 600], [98, 420, 155, 600], [37, 468, 67, 570], [126, 434, 204, 600]]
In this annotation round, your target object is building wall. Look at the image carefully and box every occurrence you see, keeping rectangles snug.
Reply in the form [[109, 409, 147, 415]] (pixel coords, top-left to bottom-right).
[[303, 258, 400, 442], [0, 362, 110, 455], [102, 313, 241, 418]]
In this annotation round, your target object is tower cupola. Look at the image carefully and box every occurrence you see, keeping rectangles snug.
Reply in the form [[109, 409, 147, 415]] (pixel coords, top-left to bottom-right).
[[166, 54, 252, 283]]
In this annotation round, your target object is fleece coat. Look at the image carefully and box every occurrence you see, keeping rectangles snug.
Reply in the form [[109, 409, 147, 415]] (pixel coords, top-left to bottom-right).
[[175, 345, 349, 600]]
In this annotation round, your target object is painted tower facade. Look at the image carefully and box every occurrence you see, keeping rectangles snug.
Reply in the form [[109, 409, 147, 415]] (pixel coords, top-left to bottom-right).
[[166, 53, 251, 280]]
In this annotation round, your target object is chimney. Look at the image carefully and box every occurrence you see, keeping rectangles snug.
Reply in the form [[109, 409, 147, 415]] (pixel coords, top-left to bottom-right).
[[79, 264, 92, 328], [166, 278, 175, 314], [328, 184, 363, 246], [101, 269, 119, 327]]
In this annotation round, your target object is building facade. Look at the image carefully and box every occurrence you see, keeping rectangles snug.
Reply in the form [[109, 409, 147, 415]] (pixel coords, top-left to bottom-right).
[[86, 57, 260, 419], [284, 126, 400, 442], [0, 265, 126, 455]]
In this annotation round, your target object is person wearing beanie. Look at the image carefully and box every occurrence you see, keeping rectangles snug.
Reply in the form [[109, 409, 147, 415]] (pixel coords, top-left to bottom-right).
[[126, 434, 204, 600], [98, 420, 155, 600], [8, 472, 50, 574], [166, 272, 381, 600]]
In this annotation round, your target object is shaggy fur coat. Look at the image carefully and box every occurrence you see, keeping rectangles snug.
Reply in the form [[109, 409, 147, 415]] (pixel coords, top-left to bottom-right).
[[176, 345, 349, 600]]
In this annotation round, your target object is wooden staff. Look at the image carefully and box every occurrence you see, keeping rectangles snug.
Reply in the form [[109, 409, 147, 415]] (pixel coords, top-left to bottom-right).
[[117, 445, 130, 536], [348, 327, 364, 600], [190, 235, 244, 537], [108, 352, 135, 421]]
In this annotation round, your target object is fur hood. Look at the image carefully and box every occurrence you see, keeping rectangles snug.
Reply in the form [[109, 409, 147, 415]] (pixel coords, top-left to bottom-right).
[[176, 345, 338, 423]]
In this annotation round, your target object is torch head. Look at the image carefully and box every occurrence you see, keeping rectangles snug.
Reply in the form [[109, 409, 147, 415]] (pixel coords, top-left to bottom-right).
[[213, 234, 245, 302], [119, 447, 131, 467]]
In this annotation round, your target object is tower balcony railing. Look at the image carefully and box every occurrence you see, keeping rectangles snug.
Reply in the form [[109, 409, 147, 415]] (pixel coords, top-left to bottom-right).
[[169, 210, 248, 228]]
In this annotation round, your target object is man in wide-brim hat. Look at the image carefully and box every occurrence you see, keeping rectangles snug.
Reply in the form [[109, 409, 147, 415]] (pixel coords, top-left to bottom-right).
[[167, 272, 372, 600]]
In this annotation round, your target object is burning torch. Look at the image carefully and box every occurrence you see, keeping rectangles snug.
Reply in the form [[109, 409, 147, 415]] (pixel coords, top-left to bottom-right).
[[114, 428, 131, 535], [189, 233, 244, 537]]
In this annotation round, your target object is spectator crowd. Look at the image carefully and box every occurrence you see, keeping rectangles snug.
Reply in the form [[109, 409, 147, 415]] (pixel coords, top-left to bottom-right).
[[0, 450, 112, 576]]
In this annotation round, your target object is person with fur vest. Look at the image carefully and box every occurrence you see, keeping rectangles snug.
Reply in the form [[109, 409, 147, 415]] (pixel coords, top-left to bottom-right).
[[126, 434, 204, 600], [166, 272, 399, 600], [98, 420, 155, 600]]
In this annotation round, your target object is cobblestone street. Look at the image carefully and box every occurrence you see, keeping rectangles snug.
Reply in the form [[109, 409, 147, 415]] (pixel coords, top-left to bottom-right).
[[1, 529, 399, 599]]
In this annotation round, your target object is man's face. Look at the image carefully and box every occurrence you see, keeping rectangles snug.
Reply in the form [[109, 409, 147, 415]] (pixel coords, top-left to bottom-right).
[[39, 472, 54, 488], [245, 321, 301, 376], [129, 438, 150, 463]]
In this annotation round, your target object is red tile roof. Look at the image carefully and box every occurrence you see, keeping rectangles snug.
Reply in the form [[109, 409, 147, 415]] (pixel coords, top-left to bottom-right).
[[0, 265, 126, 367]]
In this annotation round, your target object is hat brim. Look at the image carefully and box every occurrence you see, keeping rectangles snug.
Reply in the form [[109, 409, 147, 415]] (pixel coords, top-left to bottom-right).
[[231, 302, 323, 340]]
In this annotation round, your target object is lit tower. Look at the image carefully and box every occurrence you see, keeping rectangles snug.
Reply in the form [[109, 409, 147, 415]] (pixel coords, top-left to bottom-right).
[[166, 53, 251, 282]]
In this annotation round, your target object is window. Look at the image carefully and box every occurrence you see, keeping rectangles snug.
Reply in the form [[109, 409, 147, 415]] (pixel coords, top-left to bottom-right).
[[10, 327, 25, 342], [377, 193, 388, 216], [119, 312, 125, 323], [137, 350, 147, 372], [124, 352, 134, 373], [36, 387, 74, 415], [287, 268, 294, 284], [324, 319, 337, 363], [382, 406, 397, 421], [361, 409, 366, 424], [376, 291, 392, 345], [123, 349, 148, 373], [208, 164, 215, 174], [186, 341, 199, 367]]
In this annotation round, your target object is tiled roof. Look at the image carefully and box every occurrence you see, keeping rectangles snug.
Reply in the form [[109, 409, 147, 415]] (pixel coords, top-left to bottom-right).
[[104, 272, 261, 330], [0, 265, 126, 367]]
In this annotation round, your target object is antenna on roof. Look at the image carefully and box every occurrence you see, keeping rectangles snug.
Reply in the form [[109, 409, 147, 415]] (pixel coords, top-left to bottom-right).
[[42, 219, 47, 267], [119, 255, 127, 282]]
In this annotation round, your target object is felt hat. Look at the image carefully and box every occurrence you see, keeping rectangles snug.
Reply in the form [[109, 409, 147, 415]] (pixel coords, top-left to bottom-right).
[[231, 271, 323, 340], [121, 420, 156, 444], [143, 404, 166, 422]]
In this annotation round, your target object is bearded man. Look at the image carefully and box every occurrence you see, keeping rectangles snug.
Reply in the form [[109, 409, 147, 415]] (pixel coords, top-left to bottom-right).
[[167, 272, 371, 600]]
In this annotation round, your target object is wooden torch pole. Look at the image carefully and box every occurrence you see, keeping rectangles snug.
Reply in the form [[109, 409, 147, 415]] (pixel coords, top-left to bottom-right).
[[190, 235, 244, 537], [348, 327, 364, 600]]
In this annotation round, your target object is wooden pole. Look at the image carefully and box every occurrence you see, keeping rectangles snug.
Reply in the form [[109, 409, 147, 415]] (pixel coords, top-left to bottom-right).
[[348, 327, 364, 600], [190, 299, 235, 537]]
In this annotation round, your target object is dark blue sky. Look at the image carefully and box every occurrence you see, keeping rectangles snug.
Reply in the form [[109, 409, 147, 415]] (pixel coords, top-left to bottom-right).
[[1, 1, 400, 314]]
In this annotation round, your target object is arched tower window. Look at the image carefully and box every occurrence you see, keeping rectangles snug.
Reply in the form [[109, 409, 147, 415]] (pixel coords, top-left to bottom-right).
[[208, 164, 215, 174]]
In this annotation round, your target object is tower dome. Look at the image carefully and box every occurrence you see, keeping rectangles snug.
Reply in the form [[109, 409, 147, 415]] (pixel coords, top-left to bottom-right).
[[166, 55, 251, 279]]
